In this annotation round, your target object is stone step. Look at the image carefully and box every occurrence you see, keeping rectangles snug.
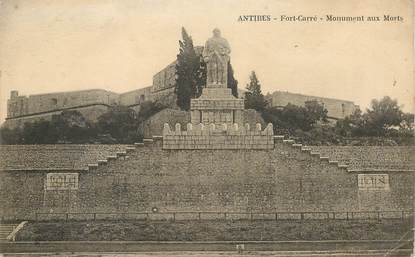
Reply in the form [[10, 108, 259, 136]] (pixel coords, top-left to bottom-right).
[[0, 224, 17, 239], [0, 227, 15, 230], [143, 138, 154, 143], [125, 146, 136, 152], [0, 225, 16, 228], [292, 143, 302, 147], [116, 151, 127, 156], [282, 139, 294, 144], [97, 159, 108, 165], [134, 142, 144, 147], [273, 135, 285, 140]]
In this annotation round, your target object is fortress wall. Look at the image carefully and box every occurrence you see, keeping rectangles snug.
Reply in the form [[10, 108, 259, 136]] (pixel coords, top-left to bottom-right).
[[119, 87, 153, 106], [152, 61, 176, 93], [269, 91, 357, 119], [1, 143, 413, 220], [7, 96, 29, 118], [7, 89, 119, 119], [151, 86, 177, 107], [26, 90, 118, 115], [3, 104, 110, 128], [75, 104, 112, 122]]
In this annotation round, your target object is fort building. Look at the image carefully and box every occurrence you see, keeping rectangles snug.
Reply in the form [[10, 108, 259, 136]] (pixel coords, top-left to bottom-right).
[[5, 47, 356, 128], [267, 91, 358, 120]]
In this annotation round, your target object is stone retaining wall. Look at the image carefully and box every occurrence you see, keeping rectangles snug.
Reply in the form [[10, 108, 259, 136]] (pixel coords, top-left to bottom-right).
[[162, 123, 274, 150], [0, 141, 413, 220]]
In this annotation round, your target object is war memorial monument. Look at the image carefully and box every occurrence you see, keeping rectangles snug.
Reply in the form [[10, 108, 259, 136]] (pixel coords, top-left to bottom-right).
[[0, 28, 414, 256]]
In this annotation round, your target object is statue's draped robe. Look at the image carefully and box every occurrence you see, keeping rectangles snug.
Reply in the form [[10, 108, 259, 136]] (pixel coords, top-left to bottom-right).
[[203, 36, 231, 87]]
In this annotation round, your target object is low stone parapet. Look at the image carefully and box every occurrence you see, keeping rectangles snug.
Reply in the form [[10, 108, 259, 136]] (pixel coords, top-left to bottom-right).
[[163, 123, 274, 150]]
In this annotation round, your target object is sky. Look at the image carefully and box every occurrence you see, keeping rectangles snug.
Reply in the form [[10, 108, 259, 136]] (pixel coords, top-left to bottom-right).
[[0, 0, 413, 123]]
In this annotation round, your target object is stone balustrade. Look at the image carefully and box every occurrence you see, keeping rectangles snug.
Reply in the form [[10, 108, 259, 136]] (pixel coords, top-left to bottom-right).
[[163, 122, 274, 150]]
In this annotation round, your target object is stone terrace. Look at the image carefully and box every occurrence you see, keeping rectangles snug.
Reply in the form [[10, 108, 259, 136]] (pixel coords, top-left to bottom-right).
[[308, 146, 415, 172], [0, 145, 130, 171], [0, 144, 414, 172]]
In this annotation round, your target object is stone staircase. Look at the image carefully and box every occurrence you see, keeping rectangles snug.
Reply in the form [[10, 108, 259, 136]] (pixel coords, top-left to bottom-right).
[[88, 143, 139, 170], [86, 143, 153, 171], [273, 135, 350, 171], [0, 223, 18, 240], [85, 136, 350, 172]]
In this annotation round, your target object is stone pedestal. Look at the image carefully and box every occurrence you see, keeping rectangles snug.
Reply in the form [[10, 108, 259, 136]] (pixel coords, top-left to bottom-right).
[[190, 87, 244, 126], [190, 28, 244, 126]]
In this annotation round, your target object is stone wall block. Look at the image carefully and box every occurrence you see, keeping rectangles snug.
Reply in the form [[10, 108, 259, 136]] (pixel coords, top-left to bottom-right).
[[245, 123, 250, 132], [175, 123, 182, 135], [163, 123, 171, 135], [222, 123, 228, 132], [186, 123, 193, 132], [266, 123, 274, 136], [233, 123, 239, 132], [256, 123, 262, 131]]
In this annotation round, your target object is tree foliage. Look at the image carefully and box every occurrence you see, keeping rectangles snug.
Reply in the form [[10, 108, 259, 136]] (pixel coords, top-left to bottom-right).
[[335, 96, 413, 137], [93, 102, 166, 143], [0, 102, 168, 145], [21, 120, 59, 144], [244, 71, 268, 111], [52, 110, 96, 143], [96, 105, 139, 143], [175, 27, 204, 111], [262, 100, 328, 133], [137, 101, 167, 123], [0, 110, 96, 144], [227, 62, 238, 98], [364, 96, 405, 135], [0, 126, 23, 144]]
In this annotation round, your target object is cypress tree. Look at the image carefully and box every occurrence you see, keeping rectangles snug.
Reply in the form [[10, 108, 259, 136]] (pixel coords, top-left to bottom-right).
[[227, 62, 238, 98], [175, 27, 202, 111], [245, 71, 268, 111]]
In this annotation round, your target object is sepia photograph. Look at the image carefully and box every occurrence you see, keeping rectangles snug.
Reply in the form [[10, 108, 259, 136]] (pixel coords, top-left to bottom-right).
[[0, 0, 414, 256]]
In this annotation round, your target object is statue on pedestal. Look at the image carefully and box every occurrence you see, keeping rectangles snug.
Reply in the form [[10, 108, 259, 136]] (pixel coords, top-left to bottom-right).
[[202, 28, 231, 87]]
